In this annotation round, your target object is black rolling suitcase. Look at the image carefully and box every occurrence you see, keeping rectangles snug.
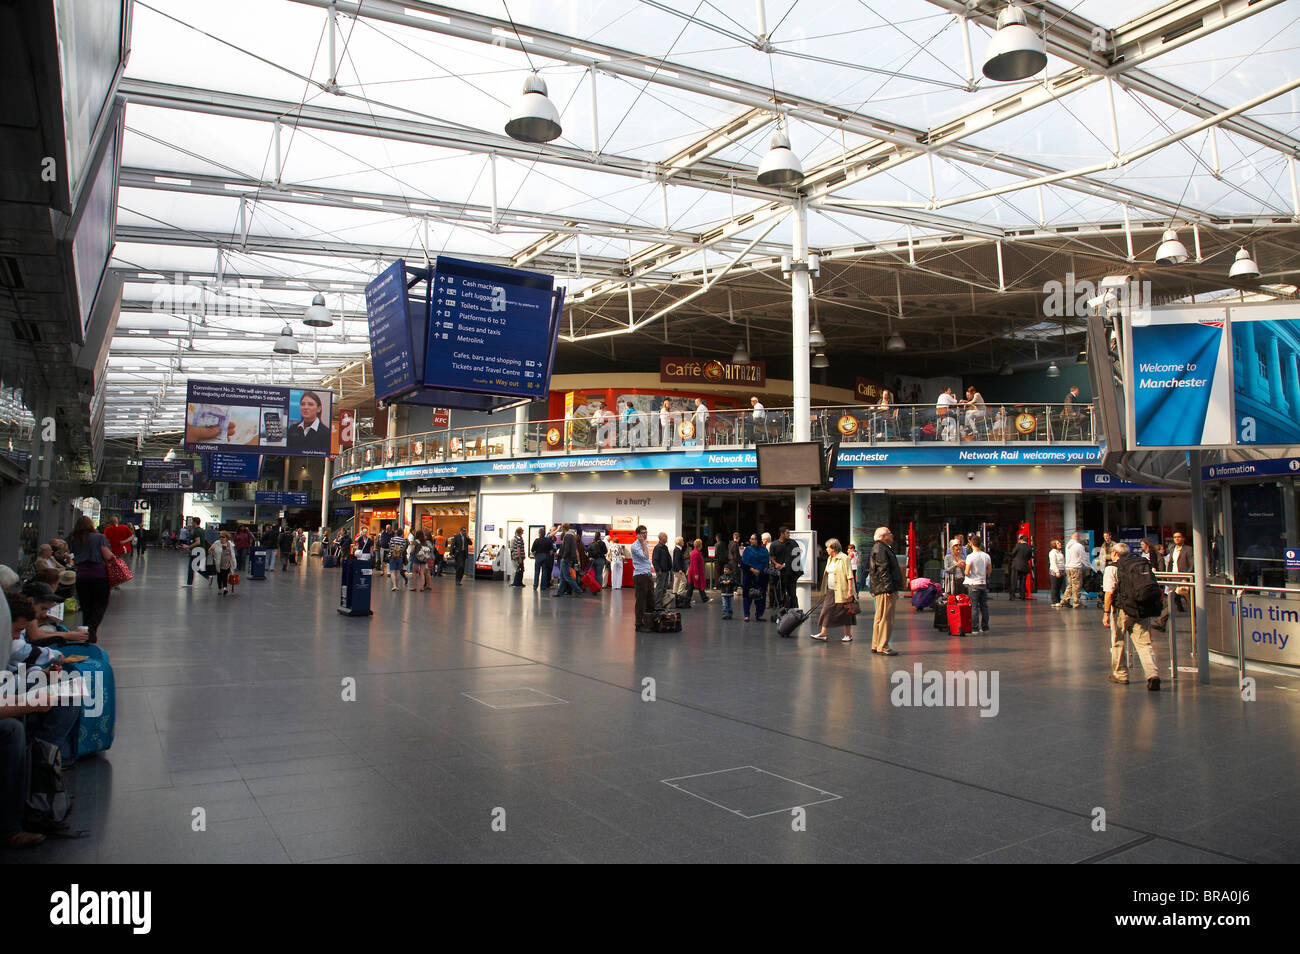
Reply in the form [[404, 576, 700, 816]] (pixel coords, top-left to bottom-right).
[[776, 598, 825, 637], [933, 594, 949, 630]]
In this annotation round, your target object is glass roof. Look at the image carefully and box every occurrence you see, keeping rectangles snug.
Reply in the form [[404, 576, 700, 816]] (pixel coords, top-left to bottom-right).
[[106, 0, 1300, 436]]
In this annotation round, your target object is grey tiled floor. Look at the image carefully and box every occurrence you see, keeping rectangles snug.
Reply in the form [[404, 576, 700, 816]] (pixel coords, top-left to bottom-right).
[[14, 551, 1300, 864]]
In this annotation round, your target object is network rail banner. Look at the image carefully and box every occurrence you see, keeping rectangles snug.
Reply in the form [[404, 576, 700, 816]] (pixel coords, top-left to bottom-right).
[[1127, 307, 1232, 448]]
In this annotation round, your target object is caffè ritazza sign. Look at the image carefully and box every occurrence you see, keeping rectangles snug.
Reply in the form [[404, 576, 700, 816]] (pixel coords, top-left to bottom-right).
[[659, 357, 765, 387]]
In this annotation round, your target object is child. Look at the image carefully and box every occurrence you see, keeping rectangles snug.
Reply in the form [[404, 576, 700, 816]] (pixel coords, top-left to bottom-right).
[[718, 566, 736, 620]]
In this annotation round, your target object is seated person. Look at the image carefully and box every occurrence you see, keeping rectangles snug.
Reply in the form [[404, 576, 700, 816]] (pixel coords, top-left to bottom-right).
[[6, 593, 81, 763], [21, 582, 88, 645], [991, 406, 1009, 440]]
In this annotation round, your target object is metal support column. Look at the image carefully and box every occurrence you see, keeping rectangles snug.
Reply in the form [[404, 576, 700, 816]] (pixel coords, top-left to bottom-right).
[[1190, 450, 1210, 684], [320, 456, 331, 533]]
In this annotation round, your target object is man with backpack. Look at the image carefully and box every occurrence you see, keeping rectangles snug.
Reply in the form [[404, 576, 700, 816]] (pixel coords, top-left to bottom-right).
[[1110, 542, 1163, 690]]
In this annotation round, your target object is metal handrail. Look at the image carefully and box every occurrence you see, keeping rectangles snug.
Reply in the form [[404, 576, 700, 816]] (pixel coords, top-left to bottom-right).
[[336, 400, 1098, 476], [1153, 571, 1198, 682], [1207, 582, 1300, 687]]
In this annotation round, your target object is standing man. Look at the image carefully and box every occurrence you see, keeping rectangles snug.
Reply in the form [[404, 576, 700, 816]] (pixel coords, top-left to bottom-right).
[[277, 525, 295, 571], [234, 525, 253, 573], [553, 525, 580, 598], [749, 396, 766, 445], [1009, 534, 1033, 600], [377, 523, 393, 578], [103, 517, 132, 560], [728, 531, 742, 579], [652, 532, 672, 610], [659, 400, 674, 449], [964, 536, 991, 634], [433, 528, 447, 577], [692, 398, 709, 446], [450, 527, 470, 585], [1063, 531, 1089, 608], [1154, 530, 1192, 632], [631, 526, 655, 631], [587, 531, 608, 589], [769, 527, 798, 615], [531, 527, 555, 590], [1111, 542, 1163, 690], [868, 527, 902, 655], [510, 527, 526, 587], [1062, 385, 1082, 438]]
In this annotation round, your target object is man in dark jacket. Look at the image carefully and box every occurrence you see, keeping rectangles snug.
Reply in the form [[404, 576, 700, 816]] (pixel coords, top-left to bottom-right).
[[554, 525, 580, 598], [652, 532, 672, 609], [768, 527, 798, 615], [377, 524, 394, 578], [531, 527, 555, 590], [868, 527, 902, 655], [1111, 543, 1162, 690], [450, 527, 470, 585], [728, 532, 741, 577], [277, 526, 294, 571], [1009, 534, 1033, 600]]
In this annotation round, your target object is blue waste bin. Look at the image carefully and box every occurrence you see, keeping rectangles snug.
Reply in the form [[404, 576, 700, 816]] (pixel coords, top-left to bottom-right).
[[250, 549, 267, 580], [338, 558, 373, 617]]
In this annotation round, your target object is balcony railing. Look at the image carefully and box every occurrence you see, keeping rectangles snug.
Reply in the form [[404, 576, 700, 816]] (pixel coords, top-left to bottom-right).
[[335, 402, 1096, 476]]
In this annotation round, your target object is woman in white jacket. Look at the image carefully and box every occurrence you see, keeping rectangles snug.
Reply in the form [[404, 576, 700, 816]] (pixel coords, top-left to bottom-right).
[[1048, 539, 1066, 607], [209, 531, 237, 596]]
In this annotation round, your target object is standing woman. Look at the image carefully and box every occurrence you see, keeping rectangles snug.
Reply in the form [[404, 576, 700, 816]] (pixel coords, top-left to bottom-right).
[[409, 531, 431, 592], [587, 531, 608, 588], [69, 515, 115, 643], [812, 538, 857, 642], [608, 540, 624, 590], [386, 532, 408, 591], [741, 533, 770, 622], [944, 541, 967, 598], [1048, 539, 1066, 607], [510, 528, 526, 587], [209, 531, 237, 596], [687, 539, 709, 604]]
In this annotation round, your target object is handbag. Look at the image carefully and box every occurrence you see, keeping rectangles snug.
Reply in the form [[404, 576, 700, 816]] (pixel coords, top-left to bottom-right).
[[106, 556, 133, 588], [843, 596, 860, 616], [229, 572, 240, 586]]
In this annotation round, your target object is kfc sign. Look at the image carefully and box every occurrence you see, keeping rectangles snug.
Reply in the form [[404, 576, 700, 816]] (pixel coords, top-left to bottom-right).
[[431, 408, 450, 429]]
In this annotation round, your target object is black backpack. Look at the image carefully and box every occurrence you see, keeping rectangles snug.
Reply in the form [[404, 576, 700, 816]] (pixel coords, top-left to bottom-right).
[[1118, 555, 1163, 618]]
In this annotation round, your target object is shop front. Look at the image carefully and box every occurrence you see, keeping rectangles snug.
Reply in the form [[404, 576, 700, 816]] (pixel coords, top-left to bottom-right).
[[351, 482, 401, 536], [403, 478, 477, 542], [1200, 455, 1300, 669]]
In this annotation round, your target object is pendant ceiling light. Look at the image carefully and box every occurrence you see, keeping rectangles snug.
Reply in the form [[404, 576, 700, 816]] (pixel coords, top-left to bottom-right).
[[732, 341, 750, 364], [997, 361, 1014, 376], [1155, 228, 1190, 265], [757, 127, 804, 188], [273, 323, 299, 355], [1046, 360, 1060, 378], [886, 332, 906, 352], [809, 323, 826, 347], [302, 292, 332, 327], [983, 4, 1047, 82], [1228, 247, 1260, 280], [505, 73, 562, 144], [811, 351, 829, 369]]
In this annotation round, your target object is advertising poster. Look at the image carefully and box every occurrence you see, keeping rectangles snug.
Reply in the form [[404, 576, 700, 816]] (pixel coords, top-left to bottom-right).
[[184, 380, 334, 457], [1128, 307, 1232, 447], [1228, 303, 1300, 446], [139, 458, 195, 492]]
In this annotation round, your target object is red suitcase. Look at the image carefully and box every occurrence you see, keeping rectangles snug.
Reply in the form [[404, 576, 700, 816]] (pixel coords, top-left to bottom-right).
[[580, 567, 601, 593], [946, 594, 972, 636]]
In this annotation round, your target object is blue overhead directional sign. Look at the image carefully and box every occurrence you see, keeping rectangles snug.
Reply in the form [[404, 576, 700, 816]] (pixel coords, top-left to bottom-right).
[[424, 256, 560, 401], [366, 259, 417, 402]]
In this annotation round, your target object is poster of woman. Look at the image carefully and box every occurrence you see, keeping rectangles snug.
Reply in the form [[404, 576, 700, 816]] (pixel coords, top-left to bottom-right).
[[287, 389, 333, 454]]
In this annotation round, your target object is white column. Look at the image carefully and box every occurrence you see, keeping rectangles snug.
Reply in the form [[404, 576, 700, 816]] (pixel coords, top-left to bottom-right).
[[514, 403, 528, 457], [1190, 451, 1210, 685], [791, 198, 812, 610], [1062, 492, 1078, 539], [320, 456, 331, 533]]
